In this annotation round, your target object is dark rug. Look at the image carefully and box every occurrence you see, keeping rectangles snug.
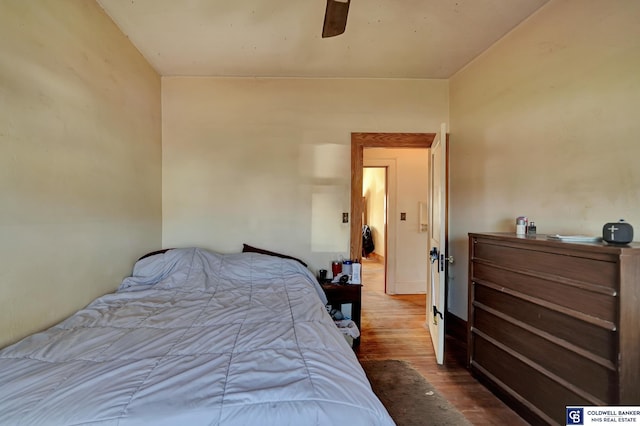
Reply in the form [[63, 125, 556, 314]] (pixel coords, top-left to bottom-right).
[[360, 359, 472, 426]]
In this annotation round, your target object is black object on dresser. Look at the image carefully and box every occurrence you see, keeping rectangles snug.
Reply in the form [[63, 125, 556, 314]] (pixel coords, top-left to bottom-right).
[[468, 233, 640, 425], [321, 282, 362, 347]]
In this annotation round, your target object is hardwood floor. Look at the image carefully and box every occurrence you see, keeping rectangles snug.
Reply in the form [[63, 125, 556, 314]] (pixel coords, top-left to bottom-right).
[[356, 258, 528, 425]]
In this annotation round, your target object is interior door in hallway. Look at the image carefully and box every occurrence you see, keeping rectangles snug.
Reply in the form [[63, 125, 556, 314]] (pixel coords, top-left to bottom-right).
[[362, 166, 387, 292]]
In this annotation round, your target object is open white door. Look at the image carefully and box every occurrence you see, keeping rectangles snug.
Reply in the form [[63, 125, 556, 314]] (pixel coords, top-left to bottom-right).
[[427, 123, 448, 364]]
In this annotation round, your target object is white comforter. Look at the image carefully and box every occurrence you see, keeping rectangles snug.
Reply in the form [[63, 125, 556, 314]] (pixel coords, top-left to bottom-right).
[[0, 248, 394, 425]]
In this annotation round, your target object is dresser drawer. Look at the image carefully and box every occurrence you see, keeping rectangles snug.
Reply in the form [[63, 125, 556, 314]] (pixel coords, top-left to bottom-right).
[[473, 240, 618, 290], [471, 336, 593, 425], [472, 284, 616, 361], [473, 306, 616, 403], [472, 262, 617, 323]]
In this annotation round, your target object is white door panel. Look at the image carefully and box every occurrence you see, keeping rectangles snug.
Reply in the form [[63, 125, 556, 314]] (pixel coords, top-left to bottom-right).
[[427, 123, 447, 365]]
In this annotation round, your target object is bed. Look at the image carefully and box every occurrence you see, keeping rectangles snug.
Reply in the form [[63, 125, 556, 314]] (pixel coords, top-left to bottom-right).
[[0, 248, 394, 425]]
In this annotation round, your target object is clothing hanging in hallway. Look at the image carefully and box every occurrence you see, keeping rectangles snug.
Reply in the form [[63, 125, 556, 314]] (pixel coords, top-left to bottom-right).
[[362, 224, 375, 257]]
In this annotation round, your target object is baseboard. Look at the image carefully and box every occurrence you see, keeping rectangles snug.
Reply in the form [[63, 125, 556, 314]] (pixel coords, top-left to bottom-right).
[[445, 311, 467, 346]]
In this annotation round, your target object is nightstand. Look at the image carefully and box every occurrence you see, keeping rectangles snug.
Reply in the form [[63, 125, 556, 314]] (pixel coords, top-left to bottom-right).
[[320, 282, 362, 347]]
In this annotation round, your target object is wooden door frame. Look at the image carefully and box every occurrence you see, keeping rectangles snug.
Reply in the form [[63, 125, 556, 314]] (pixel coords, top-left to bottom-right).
[[350, 133, 436, 261]]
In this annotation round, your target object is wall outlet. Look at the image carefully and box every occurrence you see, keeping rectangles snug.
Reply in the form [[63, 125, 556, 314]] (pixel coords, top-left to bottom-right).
[[342, 212, 349, 223], [401, 212, 406, 221]]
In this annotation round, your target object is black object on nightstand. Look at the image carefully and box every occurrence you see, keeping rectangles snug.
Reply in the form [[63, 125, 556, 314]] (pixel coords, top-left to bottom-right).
[[320, 281, 362, 348]]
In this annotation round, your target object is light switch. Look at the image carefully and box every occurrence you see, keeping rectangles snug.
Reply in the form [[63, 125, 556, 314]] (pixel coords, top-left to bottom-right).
[[400, 213, 406, 221]]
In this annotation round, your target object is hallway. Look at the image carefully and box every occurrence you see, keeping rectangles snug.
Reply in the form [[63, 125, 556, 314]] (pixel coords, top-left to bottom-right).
[[356, 258, 527, 425]]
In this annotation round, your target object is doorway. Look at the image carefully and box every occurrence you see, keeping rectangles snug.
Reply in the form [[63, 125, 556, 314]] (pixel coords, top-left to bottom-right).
[[351, 131, 450, 364], [349, 133, 436, 263], [362, 166, 387, 293], [351, 133, 436, 298], [361, 148, 430, 294]]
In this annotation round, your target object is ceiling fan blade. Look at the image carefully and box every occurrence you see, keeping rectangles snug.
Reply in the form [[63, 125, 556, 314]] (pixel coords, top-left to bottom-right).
[[322, 0, 350, 38]]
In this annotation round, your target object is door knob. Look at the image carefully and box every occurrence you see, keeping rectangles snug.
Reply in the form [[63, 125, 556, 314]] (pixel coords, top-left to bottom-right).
[[429, 247, 439, 263]]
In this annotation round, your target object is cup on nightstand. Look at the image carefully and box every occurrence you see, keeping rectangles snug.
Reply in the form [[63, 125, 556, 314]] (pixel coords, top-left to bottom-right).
[[331, 261, 342, 277]]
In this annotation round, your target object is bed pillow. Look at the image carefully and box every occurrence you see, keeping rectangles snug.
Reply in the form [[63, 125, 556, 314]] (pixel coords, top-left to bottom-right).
[[242, 244, 307, 267]]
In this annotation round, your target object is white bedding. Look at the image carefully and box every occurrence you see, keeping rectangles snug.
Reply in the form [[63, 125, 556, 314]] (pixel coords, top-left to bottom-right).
[[0, 248, 394, 425]]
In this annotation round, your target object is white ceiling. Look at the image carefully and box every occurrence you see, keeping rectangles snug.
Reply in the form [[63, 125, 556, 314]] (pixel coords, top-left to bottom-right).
[[97, 0, 549, 79]]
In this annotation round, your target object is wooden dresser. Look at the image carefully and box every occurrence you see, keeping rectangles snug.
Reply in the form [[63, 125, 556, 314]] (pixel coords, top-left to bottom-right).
[[468, 233, 640, 425]]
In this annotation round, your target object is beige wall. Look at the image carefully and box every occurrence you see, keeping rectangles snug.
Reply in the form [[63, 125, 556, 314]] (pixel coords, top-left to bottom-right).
[[449, 0, 640, 319], [0, 1, 162, 347], [364, 148, 429, 294], [12, 0, 630, 343], [162, 77, 448, 275]]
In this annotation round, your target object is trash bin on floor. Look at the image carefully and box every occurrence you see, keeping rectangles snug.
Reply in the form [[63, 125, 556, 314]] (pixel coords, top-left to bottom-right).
[[334, 319, 360, 347]]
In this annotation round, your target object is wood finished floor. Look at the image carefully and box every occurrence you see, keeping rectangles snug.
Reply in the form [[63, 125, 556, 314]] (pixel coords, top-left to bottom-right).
[[356, 258, 528, 426]]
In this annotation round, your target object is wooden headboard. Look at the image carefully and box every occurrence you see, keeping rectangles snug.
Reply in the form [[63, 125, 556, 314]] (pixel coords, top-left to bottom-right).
[[137, 248, 173, 261]]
